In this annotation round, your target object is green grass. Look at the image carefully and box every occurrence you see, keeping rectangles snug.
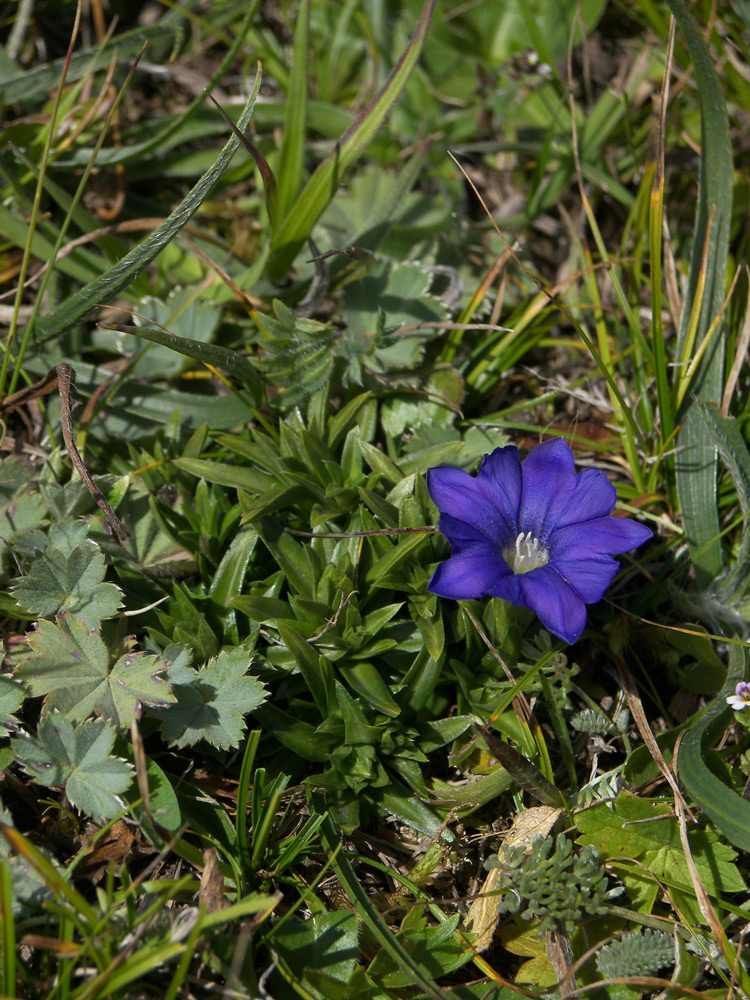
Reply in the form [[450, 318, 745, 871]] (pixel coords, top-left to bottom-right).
[[1, 1, 750, 997]]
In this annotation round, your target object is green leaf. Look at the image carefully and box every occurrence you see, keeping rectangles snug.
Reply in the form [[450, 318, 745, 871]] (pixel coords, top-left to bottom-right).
[[254, 703, 330, 762], [104, 323, 261, 401], [266, 0, 437, 279], [15, 614, 175, 728], [0, 21, 179, 102], [273, 910, 359, 993], [669, 0, 733, 586], [365, 532, 429, 586], [250, 301, 337, 404], [154, 648, 267, 749], [0, 804, 59, 917], [276, 0, 310, 222], [130, 757, 182, 836], [576, 789, 746, 899], [12, 539, 122, 629], [278, 623, 334, 717], [678, 643, 750, 852], [173, 457, 272, 494], [31, 74, 262, 345], [14, 713, 133, 821], [312, 796, 455, 1000], [256, 518, 319, 598], [368, 917, 468, 988], [340, 662, 400, 718], [0, 676, 24, 737], [699, 402, 750, 602], [207, 526, 258, 621], [0, 457, 48, 552]]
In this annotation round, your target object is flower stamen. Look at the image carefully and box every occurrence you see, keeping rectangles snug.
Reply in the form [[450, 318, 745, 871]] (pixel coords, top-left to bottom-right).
[[504, 530, 549, 575]]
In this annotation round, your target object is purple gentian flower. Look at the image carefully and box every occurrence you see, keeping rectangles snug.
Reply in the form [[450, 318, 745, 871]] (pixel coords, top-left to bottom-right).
[[727, 682, 750, 712], [426, 439, 652, 644]]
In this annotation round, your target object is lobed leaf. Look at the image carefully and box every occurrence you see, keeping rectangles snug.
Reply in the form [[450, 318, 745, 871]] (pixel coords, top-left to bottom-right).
[[14, 713, 133, 821], [154, 648, 267, 749], [15, 614, 175, 727], [12, 538, 122, 629]]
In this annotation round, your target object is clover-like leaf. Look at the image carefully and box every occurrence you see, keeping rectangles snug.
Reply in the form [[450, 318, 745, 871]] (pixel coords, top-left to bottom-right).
[[0, 675, 24, 736], [15, 613, 175, 727], [13, 713, 133, 821], [12, 538, 122, 628], [154, 647, 267, 749]]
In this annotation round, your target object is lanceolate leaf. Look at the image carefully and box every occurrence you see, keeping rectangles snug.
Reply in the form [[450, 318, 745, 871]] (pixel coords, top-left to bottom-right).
[[14, 713, 133, 821], [668, 0, 733, 586], [266, 0, 437, 280], [102, 323, 261, 399]]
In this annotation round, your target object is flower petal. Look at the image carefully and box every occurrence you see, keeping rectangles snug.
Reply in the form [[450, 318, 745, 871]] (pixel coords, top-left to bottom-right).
[[552, 467, 617, 527], [552, 517, 652, 558], [428, 538, 513, 600], [517, 566, 588, 644], [474, 446, 523, 528], [436, 511, 501, 551], [550, 551, 619, 604], [427, 465, 515, 544], [518, 439, 578, 538]]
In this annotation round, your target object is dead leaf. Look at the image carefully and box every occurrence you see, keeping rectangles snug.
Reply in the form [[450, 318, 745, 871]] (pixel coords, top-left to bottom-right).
[[464, 806, 561, 952], [199, 847, 229, 912]]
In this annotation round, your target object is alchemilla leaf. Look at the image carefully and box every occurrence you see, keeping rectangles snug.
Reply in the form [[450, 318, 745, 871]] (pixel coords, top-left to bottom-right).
[[13, 712, 133, 821], [15, 613, 175, 727], [12, 537, 122, 628], [155, 647, 267, 749]]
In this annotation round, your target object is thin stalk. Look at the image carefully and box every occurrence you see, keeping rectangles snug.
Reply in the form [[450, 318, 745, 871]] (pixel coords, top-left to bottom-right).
[[7, 45, 146, 397], [0, 1, 82, 400], [236, 730, 261, 885], [0, 862, 15, 998]]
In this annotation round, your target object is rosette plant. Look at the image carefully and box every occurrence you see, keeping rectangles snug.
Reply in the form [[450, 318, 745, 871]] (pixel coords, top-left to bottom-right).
[[426, 440, 652, 644]]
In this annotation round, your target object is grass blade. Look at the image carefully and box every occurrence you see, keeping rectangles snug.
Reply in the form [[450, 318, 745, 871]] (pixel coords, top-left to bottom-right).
[[0, 861, 15, 998], [31, 71, 263, 348], [667, 0, 733, 586], [266, 0, 436, 281], [276, 0, 310, 222], [313, 795, 455, 1000], [99, 323, 261, 401]]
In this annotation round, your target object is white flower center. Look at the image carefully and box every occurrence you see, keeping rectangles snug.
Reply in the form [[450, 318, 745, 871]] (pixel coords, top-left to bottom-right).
[[504, 530, 549, 575]]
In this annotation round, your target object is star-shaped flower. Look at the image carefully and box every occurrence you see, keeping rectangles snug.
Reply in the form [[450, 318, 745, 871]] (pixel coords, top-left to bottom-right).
[[426, 439, 652, 644], [727, 682, 750, 712]]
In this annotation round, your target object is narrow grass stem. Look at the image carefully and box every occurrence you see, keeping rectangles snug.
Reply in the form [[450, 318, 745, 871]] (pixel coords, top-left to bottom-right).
[[0, 3, 81, 401]]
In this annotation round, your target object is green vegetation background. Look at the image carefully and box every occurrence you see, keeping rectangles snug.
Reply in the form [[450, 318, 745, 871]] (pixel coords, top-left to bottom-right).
[[1, 0, 750, 997]]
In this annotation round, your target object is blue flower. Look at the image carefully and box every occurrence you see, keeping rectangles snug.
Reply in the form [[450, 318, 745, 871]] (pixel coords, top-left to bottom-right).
[[426, 439, 652, 644]]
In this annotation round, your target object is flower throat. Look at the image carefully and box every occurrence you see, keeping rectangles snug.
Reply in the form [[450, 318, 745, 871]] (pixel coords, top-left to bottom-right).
[[504, 530, 549, 575]]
